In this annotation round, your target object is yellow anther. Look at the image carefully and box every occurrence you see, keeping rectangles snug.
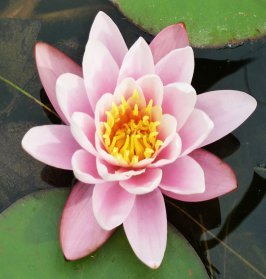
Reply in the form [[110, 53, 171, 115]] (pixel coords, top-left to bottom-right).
[[111, 102, 119, 116], [144, 148, 154, 158], [145, 100, 153, 114], [133, 104, 139, 116], [155, 140, 163, 151], [131, 155, 139, 164], [105, 111, 114, 127], [101, 89, 164, 165], [132, 89, 139, 99]]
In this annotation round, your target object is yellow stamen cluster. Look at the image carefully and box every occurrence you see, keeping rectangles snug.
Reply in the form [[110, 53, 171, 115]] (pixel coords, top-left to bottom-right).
[[101, 89, 163, 166]]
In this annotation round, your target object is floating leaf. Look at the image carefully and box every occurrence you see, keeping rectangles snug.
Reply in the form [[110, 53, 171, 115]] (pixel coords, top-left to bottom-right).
[[0, 188, 208, 278], [112, 0, 266, 47]]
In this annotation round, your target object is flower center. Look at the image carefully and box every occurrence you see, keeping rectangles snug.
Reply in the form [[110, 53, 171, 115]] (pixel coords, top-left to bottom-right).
[[102, 89, 163, 165]]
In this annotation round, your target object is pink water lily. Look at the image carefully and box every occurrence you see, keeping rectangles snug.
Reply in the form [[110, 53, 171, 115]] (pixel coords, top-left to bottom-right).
[[22, 11, 256, 268]]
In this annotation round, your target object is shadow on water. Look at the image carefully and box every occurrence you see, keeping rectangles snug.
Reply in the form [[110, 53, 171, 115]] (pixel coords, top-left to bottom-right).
[[206, 172, 266, 249], [192, 58, 252, 94]]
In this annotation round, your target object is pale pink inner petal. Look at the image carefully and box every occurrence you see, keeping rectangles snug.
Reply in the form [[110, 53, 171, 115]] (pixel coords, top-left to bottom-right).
[[35, 42, 82, 124], [113, 78, 146, 108], [179, 109, 214, 156], [155, 47, 194, 85], [72, 149, 103, 184], [136, 74, 164, 106], [92, 181, 135, 230], [162, 83, 197, 131], [22, 125, 79, 170], [150, 133, 182, 168], [160, 156, 205, 194], [196, 90, 257, 147], [96, 158, 145, 181], [94, 93, 114, 127], [60, 182, 112, 260], [118, 37, 155, 83], [83, 40, 119, 109], [150, 23, 189, 64], [157, 114, 178, 144], [123, 189, 167, 269], [56, 73, 93, 123], [70, 112, 97, 156], [119, 168, 162, 195], [89, 11, 128, 66], [162, 149, 237, 202]]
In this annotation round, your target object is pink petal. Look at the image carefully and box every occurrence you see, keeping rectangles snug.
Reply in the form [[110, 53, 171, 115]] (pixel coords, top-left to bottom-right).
[[123, 189, 167, 269], [179, 109, 214, 156], [72, 150, 104, 184], [92, 182, 135, 230], [118, 38, 154, 83], [196, 90, 257, 147], [159, 156, 205, 194], [94, 93, 114, 127], [119, 168, 162, 195], [35, 42, 82, 124], [22, 125, 79, 170], [96, 158, 145, 181], [89, 11, 128, 66], [162, 82, 196, 130], [150, 23, 189, 64], [155, 47, 194, 85], [158, 114, 177, 145], [70, 112, 97, 156], [162, 149, 237, 202], [83, 40, 119, 110], [56, 73, 93, 123], [60, 182, 112, 260], [150, 133, 182, 168], [137, 75, 164, 106]]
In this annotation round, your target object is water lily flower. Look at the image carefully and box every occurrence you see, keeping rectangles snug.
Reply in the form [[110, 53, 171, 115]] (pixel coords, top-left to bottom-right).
[[22, 11, 256, 268]]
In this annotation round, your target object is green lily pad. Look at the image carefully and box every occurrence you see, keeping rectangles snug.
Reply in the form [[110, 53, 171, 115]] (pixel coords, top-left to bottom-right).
[[0, 188, 208, 278], [112, 0, 266, 47]]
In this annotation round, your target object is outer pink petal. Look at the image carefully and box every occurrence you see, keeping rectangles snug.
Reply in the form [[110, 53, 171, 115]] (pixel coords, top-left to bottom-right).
[[118, 38, 154, 83], [72, 150, 104, 184], [162, 83, 197, 130], [92, 182, 135, 230], [22, 125, 79, 170], [56, 73, 93, 123], [162, 149, 237, 202], [35, 42, 82, 124], [155, 47, 194, 85], [150, 133, 182, 168], [89, 11, 128, 66], [196, 90, 257, 147], [179, 109, 214, 156], [60, 182, 112, 260], [96, 158, 145, 181], [70, 112, 97, 156], [159, 156, 205, 194], [119, 168, 162, 195], [136, 75, 164, 106], [150, 23, 189, 64], [83, 40, 119, 109], [123, 189, 167, 269]]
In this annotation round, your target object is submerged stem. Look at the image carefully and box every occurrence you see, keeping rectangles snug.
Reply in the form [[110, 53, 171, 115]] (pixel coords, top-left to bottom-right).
[[0, 75, 60, 119]]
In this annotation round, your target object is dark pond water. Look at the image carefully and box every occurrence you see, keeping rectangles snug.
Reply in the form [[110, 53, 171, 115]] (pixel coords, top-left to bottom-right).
[[0, 1, 265, 278]]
